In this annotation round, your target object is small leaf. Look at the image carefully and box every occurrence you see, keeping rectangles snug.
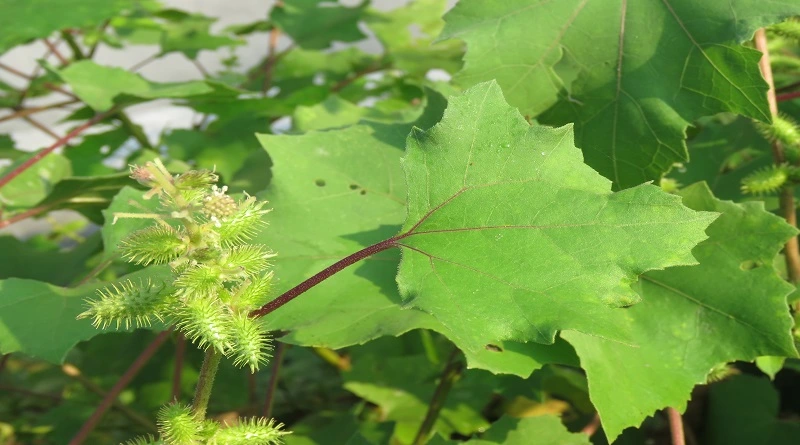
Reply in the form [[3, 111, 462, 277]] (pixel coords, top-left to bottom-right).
[[271, 0, 367, 50], [55, 60, 224, 111]]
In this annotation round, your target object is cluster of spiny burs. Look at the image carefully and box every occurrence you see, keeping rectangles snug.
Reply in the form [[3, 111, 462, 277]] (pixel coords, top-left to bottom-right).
[[79, 159, 287, 444]]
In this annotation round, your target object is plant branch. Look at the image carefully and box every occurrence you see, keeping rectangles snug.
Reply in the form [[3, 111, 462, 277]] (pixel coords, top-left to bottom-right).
[[23, 115, 60, 139], [68, 329, 172, 445], [43, 38, 69, 65], [755, 28, 800, 284], [0, 99, 79, 124], [331, 62, 387, 93], [777, 90, 800, 102], [0, 110, 113, 191], [262, 341, 285, 419], [250, 236, 400, 318], [191, 348, 222, 420], [581, 413, 601, 436], [115, 111, 153, 149], [61, 363, 157, 433], [666, 407, 686, 445], [0, 61, 33, 80], [172, 332, 186, 401], [411, 349, 463, 445], [0, 206, 50, 229], [87, 21, 110, 59], [74, 256, 116, 287], [261, 27, 281, 94], [777, 80, 800, 93]]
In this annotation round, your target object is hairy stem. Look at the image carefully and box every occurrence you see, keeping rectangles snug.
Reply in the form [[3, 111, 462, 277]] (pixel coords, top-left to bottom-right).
[[411, 349, 462, 445], [755, 28, 800, 284], [262, 341, 285, 418], [666, 407, 686, 445], [69, 329, 171, 445], [0, 110, 113, 191], [61, 31, 86, 60], [191, 348, 222, 420], [250, 237, 400, 318]]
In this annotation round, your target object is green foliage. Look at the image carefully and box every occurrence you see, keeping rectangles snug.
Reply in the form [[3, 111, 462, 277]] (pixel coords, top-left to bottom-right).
[[2, 1, 800, 444], [441, 0, 798, 188]]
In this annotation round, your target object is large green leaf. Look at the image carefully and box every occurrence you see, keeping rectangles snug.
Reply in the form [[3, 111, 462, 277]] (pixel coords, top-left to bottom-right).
[[0, 266, 171, 363], [441, 0, 798, 188], [563, 182, 798, 441], [56, 60, 221, 111], [271, 0, 367, 50], [397, 81, 715, 364], [0, 0, 134, 53], [705, 375, 800, 445]]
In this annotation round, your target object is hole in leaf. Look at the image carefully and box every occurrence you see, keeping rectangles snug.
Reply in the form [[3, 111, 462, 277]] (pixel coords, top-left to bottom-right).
[[349, 184, 359, 190], [740, 260, 760, 271], [360, 190, 367, 195], [485, 344, 502, 352], [315, 179, 326, 187]]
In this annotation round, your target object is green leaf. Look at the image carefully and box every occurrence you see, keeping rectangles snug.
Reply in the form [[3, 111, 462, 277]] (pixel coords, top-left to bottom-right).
[[0, 266, 171, 363], [271, 0, 367, 50], [0, 0, 134, 53], [563, 182, 798, 441], [755, 356, 786, 380], [441, 0, 797, 188], [56, 60, 220, 111], [397, 81, 716, 365], [465, 415, 590, 445], [163, 115, 269, 185], [0, 153, 72, 208], [65, 129, 129, 176], [156, 9, 243, 59], [0, 233, 101, 285], [706, 375, 800, 444], [365, 0, 463, 76]]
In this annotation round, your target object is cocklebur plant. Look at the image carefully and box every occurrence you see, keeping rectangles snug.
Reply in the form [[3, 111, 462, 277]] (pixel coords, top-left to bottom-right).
[[78, 159, 288, 445]]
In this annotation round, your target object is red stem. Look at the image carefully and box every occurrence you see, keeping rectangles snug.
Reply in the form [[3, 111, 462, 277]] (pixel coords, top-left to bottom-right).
[[667, 407, 686, 445], [68, 329, 172, 445], [0, 110, 112, 191], [581, 413, 601, 436], [250, 237, 400, 318], [172, 332, 186, 401], [777, 91, 800, 102], [262, 341, 285, 418]]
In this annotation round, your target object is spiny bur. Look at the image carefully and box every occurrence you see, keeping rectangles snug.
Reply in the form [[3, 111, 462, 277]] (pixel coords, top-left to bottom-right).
[[78, 159, 288, 445]]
